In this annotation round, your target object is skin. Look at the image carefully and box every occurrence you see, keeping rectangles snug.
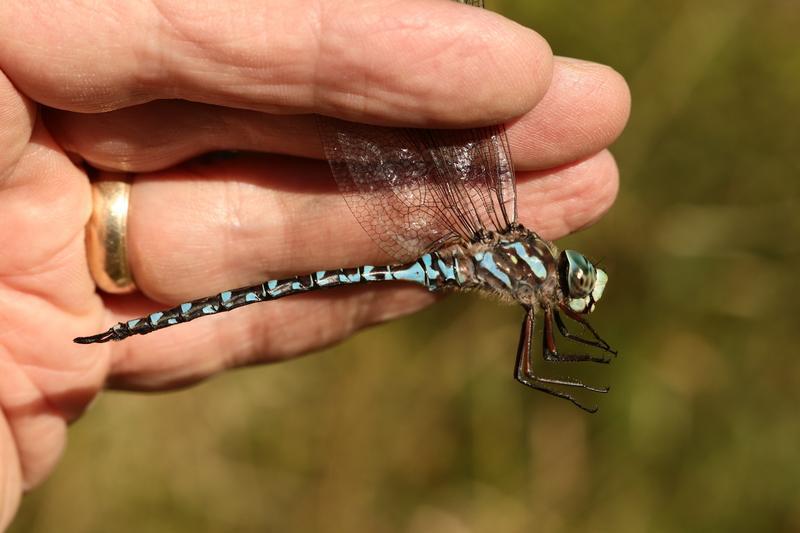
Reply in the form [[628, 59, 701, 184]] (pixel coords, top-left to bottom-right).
[[0, 0, 630, 527]]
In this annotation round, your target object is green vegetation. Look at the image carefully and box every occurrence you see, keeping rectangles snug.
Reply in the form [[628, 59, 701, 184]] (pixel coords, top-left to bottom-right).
[[14, 1, 800, 531]]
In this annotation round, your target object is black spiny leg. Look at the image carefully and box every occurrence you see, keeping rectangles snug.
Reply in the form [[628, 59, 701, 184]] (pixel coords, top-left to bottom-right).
[[514, 307, 606, 413], [541, 308, 614, 364], [556, 305, 618, 356]]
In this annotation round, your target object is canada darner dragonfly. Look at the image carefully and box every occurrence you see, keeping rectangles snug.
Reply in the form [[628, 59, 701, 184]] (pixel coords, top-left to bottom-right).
[[75, 0, 617, 411]]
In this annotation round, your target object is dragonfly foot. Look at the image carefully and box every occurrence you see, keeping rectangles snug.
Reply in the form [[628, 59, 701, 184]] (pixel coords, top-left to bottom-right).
[[515, 376, 601, 413], [543, 351, 613, 364]]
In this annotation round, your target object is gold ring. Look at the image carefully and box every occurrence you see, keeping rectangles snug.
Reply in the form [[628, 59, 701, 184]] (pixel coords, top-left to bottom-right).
[[85, 179, 137, 294]]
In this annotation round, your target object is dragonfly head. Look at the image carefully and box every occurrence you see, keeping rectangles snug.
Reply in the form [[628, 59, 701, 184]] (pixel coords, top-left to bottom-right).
[[557, 250, 608, 314]]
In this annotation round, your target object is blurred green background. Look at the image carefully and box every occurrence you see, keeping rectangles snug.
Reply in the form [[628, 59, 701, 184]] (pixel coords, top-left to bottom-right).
[[13, 0, 800, 531]]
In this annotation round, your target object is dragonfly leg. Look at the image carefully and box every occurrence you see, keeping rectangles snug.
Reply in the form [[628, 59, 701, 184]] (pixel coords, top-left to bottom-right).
[[557, 305, 618, 356], [514, 308, 606, 413], [541, 308, 613, 364]]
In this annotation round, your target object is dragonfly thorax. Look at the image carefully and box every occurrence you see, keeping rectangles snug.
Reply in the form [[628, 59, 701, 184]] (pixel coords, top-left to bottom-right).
[[465, 226, 559, 306]]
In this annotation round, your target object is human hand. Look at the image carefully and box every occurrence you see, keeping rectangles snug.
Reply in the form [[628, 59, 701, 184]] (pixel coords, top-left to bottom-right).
[[0, 0, 629, 526]]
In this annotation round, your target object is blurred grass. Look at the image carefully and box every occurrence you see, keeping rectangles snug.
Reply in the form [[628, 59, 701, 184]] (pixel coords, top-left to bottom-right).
[[12, 0, 800, 531]]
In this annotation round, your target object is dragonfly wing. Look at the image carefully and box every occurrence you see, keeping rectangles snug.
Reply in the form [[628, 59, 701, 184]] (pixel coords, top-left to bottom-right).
[[318, 118, 517, 262]]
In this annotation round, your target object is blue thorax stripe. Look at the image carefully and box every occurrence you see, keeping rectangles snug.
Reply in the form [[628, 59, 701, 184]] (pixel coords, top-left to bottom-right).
[[501, 241, 547, 280], [477, 251, 512, 288]]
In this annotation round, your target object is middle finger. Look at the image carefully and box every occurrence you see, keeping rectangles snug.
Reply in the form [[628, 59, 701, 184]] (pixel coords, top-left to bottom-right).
[[45, 58, 630, 173]]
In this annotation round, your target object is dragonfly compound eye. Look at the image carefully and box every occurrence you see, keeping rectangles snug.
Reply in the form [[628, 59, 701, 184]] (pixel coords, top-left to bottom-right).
[[558, 250, 597, 299]]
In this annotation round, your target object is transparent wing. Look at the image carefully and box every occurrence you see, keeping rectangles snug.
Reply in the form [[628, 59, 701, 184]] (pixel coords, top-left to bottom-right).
[[456, 0, 484, 6], [318, 118, 517, 262]]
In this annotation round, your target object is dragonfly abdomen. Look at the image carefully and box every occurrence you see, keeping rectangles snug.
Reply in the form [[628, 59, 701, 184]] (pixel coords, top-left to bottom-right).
[[74, 251, 464, 344]]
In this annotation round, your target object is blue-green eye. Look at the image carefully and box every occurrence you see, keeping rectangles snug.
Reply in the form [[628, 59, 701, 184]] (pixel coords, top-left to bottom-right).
[[558, 250, 597, 299]]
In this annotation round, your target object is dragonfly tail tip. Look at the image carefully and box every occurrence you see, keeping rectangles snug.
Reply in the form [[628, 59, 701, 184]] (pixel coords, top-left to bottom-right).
[[73, 329, 117, 344]]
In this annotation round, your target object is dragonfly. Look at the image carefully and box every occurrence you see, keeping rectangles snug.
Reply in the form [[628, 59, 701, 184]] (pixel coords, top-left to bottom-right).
[[75, 0, 617, 412]]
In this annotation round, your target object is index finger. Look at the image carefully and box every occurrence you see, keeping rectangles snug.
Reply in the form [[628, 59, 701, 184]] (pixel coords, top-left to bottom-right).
[[0, 0, 552, 126]]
